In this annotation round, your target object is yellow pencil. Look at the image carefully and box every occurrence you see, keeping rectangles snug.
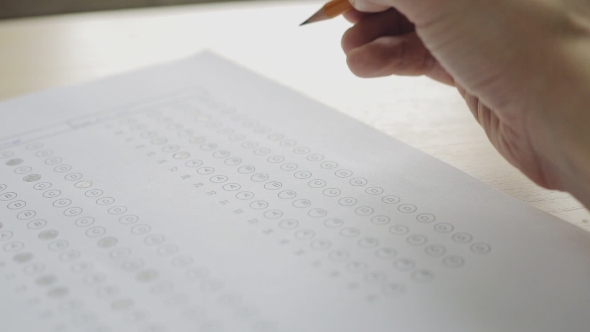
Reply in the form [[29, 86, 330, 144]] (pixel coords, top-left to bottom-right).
[[300, 0, 353, 26]]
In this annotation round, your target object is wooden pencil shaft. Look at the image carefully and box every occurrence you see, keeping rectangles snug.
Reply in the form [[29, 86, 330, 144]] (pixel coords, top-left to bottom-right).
[[324, 0, 353, 18]]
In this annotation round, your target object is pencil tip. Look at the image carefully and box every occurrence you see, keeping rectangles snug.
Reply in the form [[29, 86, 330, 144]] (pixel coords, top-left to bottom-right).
[[299, 8, 329, 26]]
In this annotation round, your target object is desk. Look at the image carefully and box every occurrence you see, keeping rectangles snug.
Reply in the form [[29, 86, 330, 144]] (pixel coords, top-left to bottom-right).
[[1, 0, 588, 229]]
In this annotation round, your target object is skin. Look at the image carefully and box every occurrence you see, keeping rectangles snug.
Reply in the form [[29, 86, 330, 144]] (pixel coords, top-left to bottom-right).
[[342, 0, 590, 209]]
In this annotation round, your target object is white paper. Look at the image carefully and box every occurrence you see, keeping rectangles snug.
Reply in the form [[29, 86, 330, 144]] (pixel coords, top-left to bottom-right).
[[1, 52, 590, 332]]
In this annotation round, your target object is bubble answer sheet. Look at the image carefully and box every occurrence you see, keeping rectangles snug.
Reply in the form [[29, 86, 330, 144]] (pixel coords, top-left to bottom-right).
[[1, 52, 590, 332]]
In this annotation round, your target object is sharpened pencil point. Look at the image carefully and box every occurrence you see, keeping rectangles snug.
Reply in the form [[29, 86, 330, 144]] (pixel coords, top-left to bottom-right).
[[298, 8, 329, 26], [299, 0, 353, 26]]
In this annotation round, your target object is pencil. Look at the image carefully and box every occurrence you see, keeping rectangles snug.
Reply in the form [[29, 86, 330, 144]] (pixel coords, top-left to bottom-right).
[[300, 0, 353, 26]]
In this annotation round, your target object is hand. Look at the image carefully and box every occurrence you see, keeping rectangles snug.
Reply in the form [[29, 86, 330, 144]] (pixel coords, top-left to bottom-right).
[[342, 0, 590, 208]]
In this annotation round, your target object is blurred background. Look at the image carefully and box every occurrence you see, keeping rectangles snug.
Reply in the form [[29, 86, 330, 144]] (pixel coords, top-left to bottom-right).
[[0, 0, 257, 19]]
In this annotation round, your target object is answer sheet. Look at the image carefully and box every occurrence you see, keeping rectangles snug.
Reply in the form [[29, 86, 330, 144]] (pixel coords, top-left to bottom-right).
[[1, 53, 590, 332]]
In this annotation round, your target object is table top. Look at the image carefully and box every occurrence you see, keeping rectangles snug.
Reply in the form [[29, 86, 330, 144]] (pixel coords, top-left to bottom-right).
[[1, 0, 588, 229]]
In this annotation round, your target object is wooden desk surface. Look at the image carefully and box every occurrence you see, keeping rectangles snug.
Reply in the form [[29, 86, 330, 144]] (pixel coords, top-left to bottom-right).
[[1, 0, 588, 229]]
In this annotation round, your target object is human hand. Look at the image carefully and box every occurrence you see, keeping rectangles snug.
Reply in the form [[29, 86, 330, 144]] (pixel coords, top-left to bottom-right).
[[342, 0, 590, 207]]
